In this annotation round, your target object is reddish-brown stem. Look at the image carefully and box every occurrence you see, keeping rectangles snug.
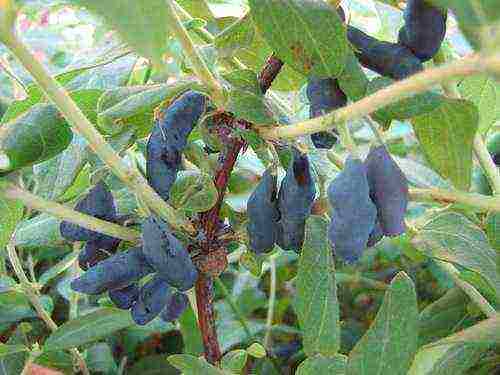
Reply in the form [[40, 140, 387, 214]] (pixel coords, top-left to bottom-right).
[[195, 274, 221, 365], [194, 54, 284, 365], [258, 53, 284, 94]]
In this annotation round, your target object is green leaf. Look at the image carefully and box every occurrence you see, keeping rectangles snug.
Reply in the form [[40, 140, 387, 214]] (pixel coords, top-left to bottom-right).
[[337, 51, 369, 102], [412, 212, 500, 301], [411, 98, 479, 190], [430, 0, 500, 50], [14, 214, 63, 249], [0, 183, 23, 251], [70, 0, 170, 67], [224, 69, 274, 125], [236, 28, 305, 91], [246, 342, 266, 358], [248, 0, 348, 78], [295, 216, 339, 357], [0, 344, 28, 358], [33, 134, 90, 201], [215, 14, 256, 58], [38, 252, 78, 287], [0, 104, 73, 172], [239, 251, 264, 277], [367, 77, 443, 124], [169, 170, 218, 213], [86, 342, 118, 374], [418, 287, 468, 345], [459, 75, 499, 134], [167, 354, 222, 375], [1, 69, 87, 123], [408, 342, 487, 375], [346, 272, 419, 375], [43, 308, 135, 352], [178, 306, 204, 356], [297, 354, 347, 375], [221, 349, 248, 373], [485, 212, 499, 253], [438, 313, 500, 345]]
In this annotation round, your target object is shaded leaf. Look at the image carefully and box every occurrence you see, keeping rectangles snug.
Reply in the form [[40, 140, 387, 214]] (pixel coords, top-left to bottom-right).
[[38, 252, 78, 287], [295, 216, 339, 356], [411, 98, 479, 190], [346, 272, 418, 375], [419, 287, 468, 345]]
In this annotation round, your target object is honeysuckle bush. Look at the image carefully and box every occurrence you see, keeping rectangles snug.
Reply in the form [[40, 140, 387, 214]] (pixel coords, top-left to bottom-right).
[[0, 0, 499, 374]]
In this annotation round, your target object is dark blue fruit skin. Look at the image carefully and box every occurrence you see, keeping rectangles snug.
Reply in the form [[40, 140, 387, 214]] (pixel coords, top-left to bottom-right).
[[328, 157, 377, 263], [146, 91, 207, 202], [365, 146, 409, 236], [78, 240, 114, 271], [247, 169, 280, 254], [60, 181, 117, 242], [142, 216, 198, 291], [71, 247, 154, 295], [398, 0, 447, 62], [307, 78, 347, 149], [109, 283, 139, 310], [347, 26, 423, 80], [131, 275, 173, 325], [277, 150, 316, 252], [160, 292, 189, 322]]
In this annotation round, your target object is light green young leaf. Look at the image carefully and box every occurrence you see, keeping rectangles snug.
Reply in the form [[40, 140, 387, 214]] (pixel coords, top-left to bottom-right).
[[248, 0, 348, 78], [43, 308, 135, 352], [459, 74, 498, 134], [411, 98, 479, 190], [221, 349, 248, 373], [295, 216, 339, 357], [296, 354, 347, 375], [169, 170, 218, 213], [412, 212, 500, 301], [70, 0, 170, 67], [346, 272, 418, 375]]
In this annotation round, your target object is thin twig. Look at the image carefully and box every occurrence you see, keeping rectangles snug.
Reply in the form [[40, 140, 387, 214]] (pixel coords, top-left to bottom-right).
[[264, 255, 277, 350], [165, 0, 225, 106], [7, 240, 90, 375], [259, 53, 500, 140], [1, 182, 140, 242]]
